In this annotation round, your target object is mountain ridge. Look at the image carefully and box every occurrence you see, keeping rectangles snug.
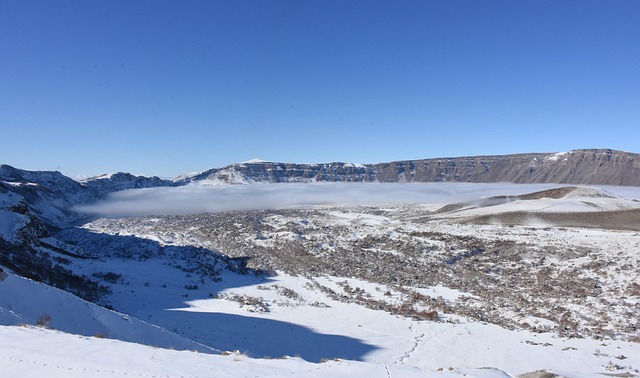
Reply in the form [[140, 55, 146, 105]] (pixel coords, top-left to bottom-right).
[[2, 149, 639, 218], [179, 148, 640, 186]]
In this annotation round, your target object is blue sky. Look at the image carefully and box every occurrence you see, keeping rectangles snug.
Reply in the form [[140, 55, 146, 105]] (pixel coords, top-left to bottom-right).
[[1, 1, 639, 178]]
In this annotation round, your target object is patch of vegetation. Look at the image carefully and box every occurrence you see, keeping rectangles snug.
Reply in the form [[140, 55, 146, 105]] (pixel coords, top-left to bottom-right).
[[0, 238, 111, 303], [93, 271, 123, 284]]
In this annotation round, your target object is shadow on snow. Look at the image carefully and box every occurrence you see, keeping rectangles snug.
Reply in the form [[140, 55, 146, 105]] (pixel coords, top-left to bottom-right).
[[157, 310, 376, 362], [53, 227, 378, 362]]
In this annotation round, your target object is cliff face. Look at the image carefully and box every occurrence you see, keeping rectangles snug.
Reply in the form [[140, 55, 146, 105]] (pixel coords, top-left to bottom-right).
[[186, 162, 377, 184], [187, 149, 640, 186], [374, 149, 640, 185]]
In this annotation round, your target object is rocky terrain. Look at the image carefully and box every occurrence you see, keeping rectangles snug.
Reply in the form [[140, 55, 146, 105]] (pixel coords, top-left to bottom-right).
[[75, 186, 640, 345]]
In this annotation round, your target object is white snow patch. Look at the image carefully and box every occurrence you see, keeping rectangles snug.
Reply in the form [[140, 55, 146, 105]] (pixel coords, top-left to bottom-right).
[[544, 152, 568, 162], [414, 285, 478, 302]]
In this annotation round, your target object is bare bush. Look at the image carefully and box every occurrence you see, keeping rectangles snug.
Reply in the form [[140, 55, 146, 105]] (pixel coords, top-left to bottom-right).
[[36, 314, 52, 328]]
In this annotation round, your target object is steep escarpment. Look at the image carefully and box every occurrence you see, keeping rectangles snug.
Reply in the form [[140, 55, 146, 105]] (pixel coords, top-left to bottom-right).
[[375, 149, 640, 185], [183, 149, 640, 186]]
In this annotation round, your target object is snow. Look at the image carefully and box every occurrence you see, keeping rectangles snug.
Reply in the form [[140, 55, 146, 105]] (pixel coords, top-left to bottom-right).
[[81, 172, 119, 181], [342, 163, 367, 169], [196, 168, 252, 185], [2, 264, 638, 377], [172, 170, 205, 181], [0, 325, 523, 378], [0, 190, 22, 208], [2, 181, 39, 187], [0, 272, 213, 353], [1, 255, 530, 377], [414, 285, 478, 302], [4, 181, 640, 376], [544, 152, 568, 162], [0, 209, 27, 243], [430, 186, 640, 219]]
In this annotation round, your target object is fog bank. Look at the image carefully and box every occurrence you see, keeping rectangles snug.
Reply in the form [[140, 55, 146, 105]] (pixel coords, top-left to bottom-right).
[[75, 182, 582, 218]]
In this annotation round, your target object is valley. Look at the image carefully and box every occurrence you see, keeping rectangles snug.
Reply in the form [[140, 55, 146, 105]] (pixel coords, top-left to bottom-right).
[[2, 160, 640, 377]]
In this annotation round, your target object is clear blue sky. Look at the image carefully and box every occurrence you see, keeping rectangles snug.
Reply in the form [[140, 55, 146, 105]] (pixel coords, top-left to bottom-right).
[[1, 1, 639, 178]]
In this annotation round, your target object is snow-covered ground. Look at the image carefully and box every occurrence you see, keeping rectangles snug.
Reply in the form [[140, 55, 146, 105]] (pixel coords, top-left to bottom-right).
[[2, 267, 638, 377], [1, 324, 526, 378], [2, 183, 640, 377]]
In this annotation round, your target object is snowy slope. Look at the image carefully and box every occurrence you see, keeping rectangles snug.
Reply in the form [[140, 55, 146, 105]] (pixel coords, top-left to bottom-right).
[[0, 165, 96, 225], [6, 221, 638, 377], [1, 267, 638, 377], [1, 325, 529, 378], [0, 271, 213, 353], [434, 186, 640, 218], [62, 186, 640, 376]]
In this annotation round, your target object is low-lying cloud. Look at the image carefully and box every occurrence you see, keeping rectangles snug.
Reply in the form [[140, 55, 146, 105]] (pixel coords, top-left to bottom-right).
[[75, 182, 579, 218]]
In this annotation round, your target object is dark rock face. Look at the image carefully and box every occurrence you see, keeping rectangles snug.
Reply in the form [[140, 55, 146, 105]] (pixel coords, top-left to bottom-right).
[[184, 149, 640, 186]]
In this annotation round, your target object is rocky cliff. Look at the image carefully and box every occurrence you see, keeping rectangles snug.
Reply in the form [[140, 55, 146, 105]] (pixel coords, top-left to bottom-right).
[[184, 149, 640, 186]]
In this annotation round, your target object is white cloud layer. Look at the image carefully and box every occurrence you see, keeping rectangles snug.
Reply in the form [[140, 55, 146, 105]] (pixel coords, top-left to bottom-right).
[[74, 182, 588, 218]]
